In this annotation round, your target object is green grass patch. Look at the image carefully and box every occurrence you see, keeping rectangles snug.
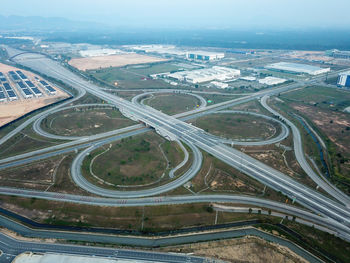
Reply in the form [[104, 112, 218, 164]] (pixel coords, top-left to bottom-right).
[[144, 93, 200, 115]]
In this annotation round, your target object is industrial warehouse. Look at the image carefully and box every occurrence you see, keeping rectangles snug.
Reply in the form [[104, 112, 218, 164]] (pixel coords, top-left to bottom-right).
[[337, 71, 350, 88], [166, 66, 240, 84], [186, 51, 225, 61], [266, 62, 330, 75]]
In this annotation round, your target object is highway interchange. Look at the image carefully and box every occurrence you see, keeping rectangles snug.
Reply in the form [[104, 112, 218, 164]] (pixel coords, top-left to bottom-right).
[[0, 46, 350, 261]]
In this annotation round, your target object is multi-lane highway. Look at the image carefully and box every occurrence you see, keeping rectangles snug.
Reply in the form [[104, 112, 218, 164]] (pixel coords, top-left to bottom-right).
[[0, 46, 350, 260], [7, 51, 350, 226], [4, 50, 348, 213], [0, 231, 210, 263]]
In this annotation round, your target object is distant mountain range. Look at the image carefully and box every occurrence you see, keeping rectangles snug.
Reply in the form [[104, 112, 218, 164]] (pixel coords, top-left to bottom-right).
[[0, 15, 105, 32]]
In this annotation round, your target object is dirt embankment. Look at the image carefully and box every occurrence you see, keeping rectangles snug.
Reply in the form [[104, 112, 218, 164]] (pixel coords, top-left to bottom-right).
[[161, 236, 308, 263]]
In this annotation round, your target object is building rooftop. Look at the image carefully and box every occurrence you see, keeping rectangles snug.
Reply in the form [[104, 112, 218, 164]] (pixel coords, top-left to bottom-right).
[[259, 77, 287, 86], [187, 51, 224, 56], [266, 62, 330, 75], [13, 253, 152, 263]]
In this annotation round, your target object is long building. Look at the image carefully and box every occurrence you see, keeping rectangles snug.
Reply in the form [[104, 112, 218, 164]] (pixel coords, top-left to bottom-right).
[[259, 77, 287, 86], [167, 66, 240, 84], [326, 49, 350, 59], [337, 71, 350, 88], [266, 62, 330, 75], [186, 51, 225, 61]]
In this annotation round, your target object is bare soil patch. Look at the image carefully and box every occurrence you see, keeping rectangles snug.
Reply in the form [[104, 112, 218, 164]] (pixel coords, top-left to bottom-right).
[[0, 63, 69, 127], [292, 103, 350, 178], [68, 54, 168, 71], [160, 236, 307, 263]]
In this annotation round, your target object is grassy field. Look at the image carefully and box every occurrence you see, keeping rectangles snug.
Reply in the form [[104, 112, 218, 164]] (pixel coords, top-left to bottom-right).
[[0, 156, 63, 192], [200, 94, 242, 105], [87, 63, 185, 90], [143, 93, 200, 115], [82, 132, 183, 187], [0, 194, 277, 231], [124, 63, 182, 76], [192, 113, 279, 141], [238, 136, 317, 190], [42, 107, 135, 136], [0, 125, 63, 159], [189, 151, 265, 196], [281, 85, 350, 111]]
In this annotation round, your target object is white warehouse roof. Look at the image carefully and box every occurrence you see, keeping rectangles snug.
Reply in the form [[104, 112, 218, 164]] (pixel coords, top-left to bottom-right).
[[259, 77, 287, 86], [266, 62, 330, 75], [211, 81, 229, 89], [167, 66, 240, 84], [187, 51, 224, 56]]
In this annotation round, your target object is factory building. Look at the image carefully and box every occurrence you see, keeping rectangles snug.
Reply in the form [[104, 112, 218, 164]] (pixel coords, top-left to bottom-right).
[[186, 51, 225, 61], [326, 49, 350, 59], [39, 80, 57, 95], [3, 82, 18, 101], [266, 62, 330, 75], [210, 81, 229, 89], [259, 77, 287, 86], [167, 66, 240, 84], [0, 86, 6, 102], [337, 72, 350, 88]]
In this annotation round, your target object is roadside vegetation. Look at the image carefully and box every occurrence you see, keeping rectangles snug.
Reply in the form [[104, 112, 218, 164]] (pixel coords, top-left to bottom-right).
[[275, 86, 350, 194], [1, 195, 349, 262]]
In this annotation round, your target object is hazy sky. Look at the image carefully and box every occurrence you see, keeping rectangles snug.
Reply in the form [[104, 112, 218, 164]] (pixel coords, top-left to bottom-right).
[[1, 0, 350, 29]]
